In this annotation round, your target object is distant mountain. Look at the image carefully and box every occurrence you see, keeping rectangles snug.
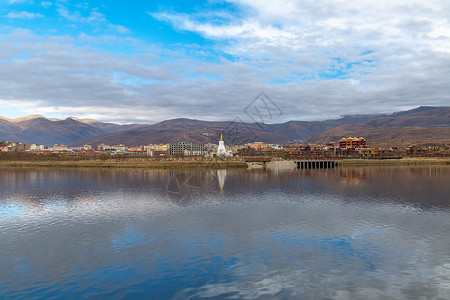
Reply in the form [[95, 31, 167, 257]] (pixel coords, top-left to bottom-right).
[[0, 115, 137, 146], [391, 106, 446, 117], [1, 106, 449, 146], [308, 107, 450, 145], [72, 114, 383, 146], [70, 117, 135, 133]]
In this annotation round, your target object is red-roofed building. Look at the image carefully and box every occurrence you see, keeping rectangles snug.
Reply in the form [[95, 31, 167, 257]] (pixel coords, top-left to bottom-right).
[[339, 137, 367, 149]]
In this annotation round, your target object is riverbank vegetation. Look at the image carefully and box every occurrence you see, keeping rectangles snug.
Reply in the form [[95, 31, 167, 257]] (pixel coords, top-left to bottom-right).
[[341, 157, 450, 166], [0, 153, 247, 169], [0, 152, 449, 169]]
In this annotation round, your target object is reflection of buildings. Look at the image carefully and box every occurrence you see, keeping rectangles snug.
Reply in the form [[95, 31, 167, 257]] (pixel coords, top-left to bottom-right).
[[339, 169, 367, 186], [217, 169, 227, 193]]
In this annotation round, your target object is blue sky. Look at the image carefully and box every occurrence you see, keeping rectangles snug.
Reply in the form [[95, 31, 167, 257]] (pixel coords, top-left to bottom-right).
[[0, 0, 449, 123]]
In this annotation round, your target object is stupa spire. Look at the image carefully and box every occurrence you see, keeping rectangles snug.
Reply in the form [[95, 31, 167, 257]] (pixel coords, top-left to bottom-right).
[[217, 132, 230, 156]]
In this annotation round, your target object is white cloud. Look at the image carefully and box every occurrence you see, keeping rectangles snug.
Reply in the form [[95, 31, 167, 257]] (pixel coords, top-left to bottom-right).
[[41, 1, 52, 8], [150, 12, 296, 43], [108, 24, 130, 34], [7, 11, 44, 19], [7, 0, 31, 4], [0, 1, 449, 123], [151, 0, 450, 58], [55, 3, 130, 35], [1, 26, 449, 123], [56, 5, 106, 23]]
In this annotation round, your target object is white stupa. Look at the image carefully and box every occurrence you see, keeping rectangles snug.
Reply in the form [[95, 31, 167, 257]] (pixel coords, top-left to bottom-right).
[[217, 133, 231, 157]]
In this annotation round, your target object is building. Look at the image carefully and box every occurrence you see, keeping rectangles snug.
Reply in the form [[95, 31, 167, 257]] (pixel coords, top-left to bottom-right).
[[245, 142, 268, 150], [358, 148, 379, 158], [339, 137, 367, 149], [48, 144, 69, 151], [101, 144, 127, 152], [169, 142, 205, 156], [144, 144, 169, 152], [217, 133, 232, 157], [97, 143, 111, 151], [112, 145, 127, 152], [29, 144, 45, 151]]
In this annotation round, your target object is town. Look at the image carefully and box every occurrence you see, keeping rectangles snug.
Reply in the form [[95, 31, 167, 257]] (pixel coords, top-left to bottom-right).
[[1, 136, 449, 160]]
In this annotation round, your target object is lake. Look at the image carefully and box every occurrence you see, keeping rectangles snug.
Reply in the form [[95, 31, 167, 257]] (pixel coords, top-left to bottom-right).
[[1, 166, 450, 299]]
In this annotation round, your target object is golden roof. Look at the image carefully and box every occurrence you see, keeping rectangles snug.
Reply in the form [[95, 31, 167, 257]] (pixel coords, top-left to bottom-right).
[[340, 136, 366, 141]]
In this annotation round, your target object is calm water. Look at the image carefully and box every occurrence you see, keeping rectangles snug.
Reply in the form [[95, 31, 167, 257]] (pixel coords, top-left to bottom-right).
[[1, 166, 450, 299]]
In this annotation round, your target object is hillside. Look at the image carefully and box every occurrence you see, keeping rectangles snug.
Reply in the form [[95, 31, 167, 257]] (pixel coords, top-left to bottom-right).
[[0, 115, 137, 146], [308, 107, 450, 146], [72, 114, 381, 146], [1, 106, 449, 146]]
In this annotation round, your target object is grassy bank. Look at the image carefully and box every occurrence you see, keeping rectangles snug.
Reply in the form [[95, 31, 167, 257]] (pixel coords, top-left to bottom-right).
[[341, 157, 450, 166], [1, 157, 449, 169], [0, 159, 248, 169]]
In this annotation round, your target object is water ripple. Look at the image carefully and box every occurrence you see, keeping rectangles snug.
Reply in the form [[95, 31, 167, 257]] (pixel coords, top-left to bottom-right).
[[1, 167, 450, 299]]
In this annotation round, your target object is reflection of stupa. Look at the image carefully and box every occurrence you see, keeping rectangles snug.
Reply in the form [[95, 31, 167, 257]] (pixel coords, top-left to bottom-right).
[[217, 133, 232, 157], [217, 169, 227, 193]]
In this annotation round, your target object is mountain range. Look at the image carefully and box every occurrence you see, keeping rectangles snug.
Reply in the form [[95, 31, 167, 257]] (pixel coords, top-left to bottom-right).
[[308, 106, 450, 146], [0, 106, 449, 147], [0, 115, 137, 146]]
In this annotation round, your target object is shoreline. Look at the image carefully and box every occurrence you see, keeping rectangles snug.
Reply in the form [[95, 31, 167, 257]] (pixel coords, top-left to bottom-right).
[[0, 160, 248, 169], [340, 158, 450, 166], [0, 157, 449, 169]]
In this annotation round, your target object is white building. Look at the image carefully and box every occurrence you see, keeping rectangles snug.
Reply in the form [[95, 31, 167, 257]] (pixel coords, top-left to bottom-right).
[[29, 144, 45, 151], [217, 133, 232, 157], [48, 144, 69, 151]]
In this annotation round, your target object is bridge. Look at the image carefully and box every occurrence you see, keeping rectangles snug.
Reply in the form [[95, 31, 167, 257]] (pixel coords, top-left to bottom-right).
[[243, 157, 272, 163], [294, 159, 341, 169], [244, 158, 341, 169]]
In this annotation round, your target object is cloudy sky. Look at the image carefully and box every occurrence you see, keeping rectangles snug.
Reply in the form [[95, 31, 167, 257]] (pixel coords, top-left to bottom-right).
[[0, 0, 449, 123]]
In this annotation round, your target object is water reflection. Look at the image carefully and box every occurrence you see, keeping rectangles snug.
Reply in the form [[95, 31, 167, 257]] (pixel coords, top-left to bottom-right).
[[1, 166, 450, 222], [166, 171, 203, 205], [217, 169, 227, 194], [0, 166, 450, 299], [339, 168, 367, 186]]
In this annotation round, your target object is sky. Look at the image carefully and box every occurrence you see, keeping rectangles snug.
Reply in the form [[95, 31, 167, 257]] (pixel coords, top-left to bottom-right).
[[0, 0, 449, 124]]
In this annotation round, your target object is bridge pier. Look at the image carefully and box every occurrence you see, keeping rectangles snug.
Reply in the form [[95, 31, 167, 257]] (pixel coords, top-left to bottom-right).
[[296, 160, 339, 169]]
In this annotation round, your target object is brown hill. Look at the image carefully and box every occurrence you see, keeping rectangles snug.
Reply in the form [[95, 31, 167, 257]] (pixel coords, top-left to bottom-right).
[[1, 106, 449, 146], [363, 107, 450, 128], [308, 107, 450, 146], [0, 115, 136, 146], [75, 108, 450, 146], [309, 125, 450, 145], [72, 114, 381, 146]]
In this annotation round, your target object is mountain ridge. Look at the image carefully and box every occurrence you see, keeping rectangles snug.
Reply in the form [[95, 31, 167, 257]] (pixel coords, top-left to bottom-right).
[[73, 107, 450, 146], [1, 107, 449, 146], [308, 107, 450, 145], [0, 115, 137, 146]]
